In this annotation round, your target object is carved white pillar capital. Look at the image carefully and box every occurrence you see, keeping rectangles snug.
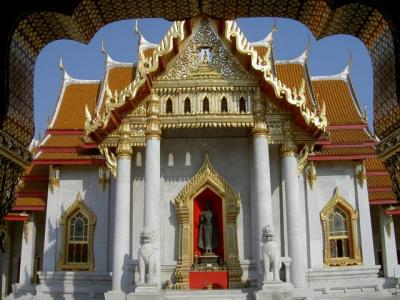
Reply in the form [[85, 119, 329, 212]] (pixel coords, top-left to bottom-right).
[[116, 122, 133, 160]]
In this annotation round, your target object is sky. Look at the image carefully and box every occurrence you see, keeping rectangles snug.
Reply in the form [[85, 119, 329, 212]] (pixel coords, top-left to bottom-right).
[[34, 17, 373, 139]]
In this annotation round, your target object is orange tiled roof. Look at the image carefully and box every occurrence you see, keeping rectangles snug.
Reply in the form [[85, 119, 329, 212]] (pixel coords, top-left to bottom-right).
[[108, 66, 135, 92], [99, 66, 136, 114], [366, 157, 387, 171], [367, 176, 393, 188], [17, 181, 48, 193], [365, 157, 396, 203], [312, 79, 365, 126], [328, 129, 374, 144], [14, 198, 45, 207], [41, 135, 83, 148], [52, 83, 101, 130], [23, 164, 49, 177], [275, 63, 314, 109], [318, 147, 376, 156], [369, 191, 396, 201], [35, 152, 103, 160]]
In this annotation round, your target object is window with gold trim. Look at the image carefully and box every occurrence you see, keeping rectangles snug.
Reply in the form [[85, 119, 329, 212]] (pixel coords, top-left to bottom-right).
[[58, 193, 96, 271], [239, 97, 246, 113], [221, 97, 228, 113], [320, 188, 362, 266], [166, 98, 173, 114], [203, 97, 209, 113], [184, 97, 191, 113]]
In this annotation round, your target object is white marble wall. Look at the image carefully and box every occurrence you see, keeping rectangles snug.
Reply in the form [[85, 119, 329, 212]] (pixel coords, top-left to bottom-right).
[[160, 134, 252, 264], [128, 129, 286, 277], [303, 161, 358, 269], [39, 132, 383, 291], [43, 165, 110, 273]]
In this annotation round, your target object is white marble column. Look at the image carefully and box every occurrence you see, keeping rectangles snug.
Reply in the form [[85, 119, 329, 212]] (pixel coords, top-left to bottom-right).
[[42, 166, 60, 272], [354, 161, 375, 267], [106, 123, 132, 299], [19, 215, 36, 286], [252, 133, 273, 285], [141, 92, 162, 288], [379, 206, 398, 278], [281, 142, 307, 288], [144, 138, 160, 233]]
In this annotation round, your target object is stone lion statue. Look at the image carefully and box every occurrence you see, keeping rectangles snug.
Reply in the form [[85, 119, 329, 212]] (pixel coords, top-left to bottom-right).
[[261, 225, 281, 282], [138, 227, 157, 284]]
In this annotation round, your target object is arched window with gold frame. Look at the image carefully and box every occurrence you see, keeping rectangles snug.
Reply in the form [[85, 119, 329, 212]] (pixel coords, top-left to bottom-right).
[[320, 188, 362, 266], [57, 193, 96, 271], [221, 97, 228, 113], [239, 97, 246, 113], [202, 97, 209, 113], [184, 97, 191, 114], [166, 98, 173, 114]]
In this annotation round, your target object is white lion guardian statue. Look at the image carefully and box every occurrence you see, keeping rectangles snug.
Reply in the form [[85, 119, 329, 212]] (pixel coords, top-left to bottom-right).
[[261, 225, 281, 282], [138, 227, 158, 284]]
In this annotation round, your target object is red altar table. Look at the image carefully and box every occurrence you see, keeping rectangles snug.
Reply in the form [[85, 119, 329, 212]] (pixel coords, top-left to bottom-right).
[[189, 271, 229, 289]]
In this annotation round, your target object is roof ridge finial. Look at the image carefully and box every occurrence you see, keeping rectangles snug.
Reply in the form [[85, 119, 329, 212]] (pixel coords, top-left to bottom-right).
[[59, 56, 71, 81], [363, 104, 368, 122], [250, 18, 277, 47], [47, 108, 51, 128], [101, 40, 115, 66], [267, 18, 277, 44], [299, 35, 312, 63], [134, 19, 157, 48], [134, 19, 140, 37], [101, 40, 107, 55], [38, 132, 42, 145], [340, 49, 352, 79], [272, 18, 277, 33]]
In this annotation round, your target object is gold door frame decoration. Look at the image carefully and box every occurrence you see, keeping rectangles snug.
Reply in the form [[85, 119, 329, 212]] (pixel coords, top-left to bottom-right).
[[320, 188, 362, 267], [57, 193, 96, 271], [174, 154, 242, 289]]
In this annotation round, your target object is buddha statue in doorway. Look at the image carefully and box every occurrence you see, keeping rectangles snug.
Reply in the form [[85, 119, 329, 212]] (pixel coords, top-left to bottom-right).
[[198, 200, 218, 255]]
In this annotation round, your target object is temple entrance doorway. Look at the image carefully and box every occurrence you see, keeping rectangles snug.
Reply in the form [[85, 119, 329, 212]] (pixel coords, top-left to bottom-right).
[[191, 187, 227, 289], [174, 155, 242, 289]]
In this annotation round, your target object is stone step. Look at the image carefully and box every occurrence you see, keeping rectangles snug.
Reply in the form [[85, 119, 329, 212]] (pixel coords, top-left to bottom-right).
[[164, 289, 253, 300]]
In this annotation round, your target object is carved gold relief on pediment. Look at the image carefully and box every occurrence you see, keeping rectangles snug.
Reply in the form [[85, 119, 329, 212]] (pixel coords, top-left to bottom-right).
[[160, 19, 250, 82]]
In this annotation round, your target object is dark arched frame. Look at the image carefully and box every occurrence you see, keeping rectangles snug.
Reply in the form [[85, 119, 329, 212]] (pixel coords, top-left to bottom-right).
[[0, 0, 399, 221]]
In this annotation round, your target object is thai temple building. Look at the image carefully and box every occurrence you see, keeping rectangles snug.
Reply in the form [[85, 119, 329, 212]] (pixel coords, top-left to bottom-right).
[[1, 15, 399, 300]]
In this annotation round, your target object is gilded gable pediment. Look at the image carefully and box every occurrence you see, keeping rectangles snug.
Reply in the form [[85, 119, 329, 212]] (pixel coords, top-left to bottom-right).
[[159, 18, 251, 82]]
